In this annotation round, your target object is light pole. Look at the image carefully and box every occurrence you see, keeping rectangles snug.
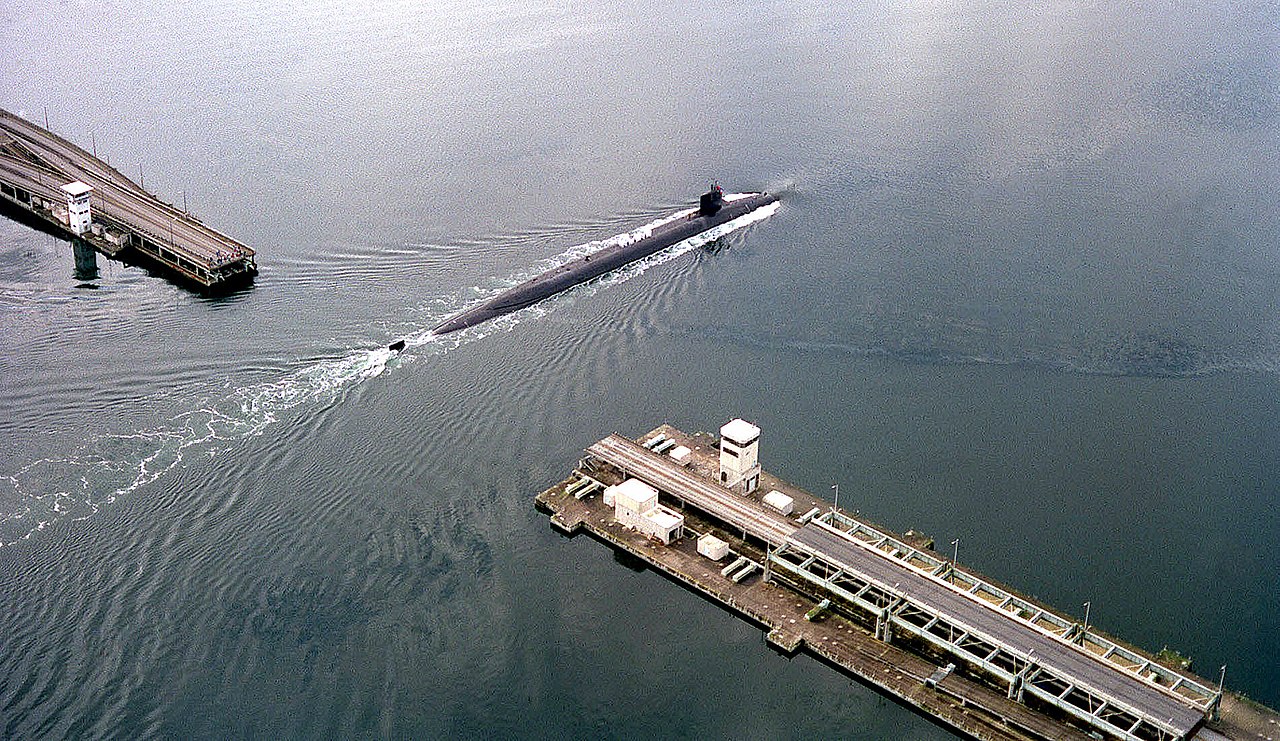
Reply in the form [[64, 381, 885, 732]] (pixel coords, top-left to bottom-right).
[[831, 483, 839, 516], [950, 538, 960, 583], [1082, 600, 1091, 639]]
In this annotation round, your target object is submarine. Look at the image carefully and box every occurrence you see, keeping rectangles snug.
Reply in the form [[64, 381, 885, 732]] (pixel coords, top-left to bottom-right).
[[431, 185, 778, 335]]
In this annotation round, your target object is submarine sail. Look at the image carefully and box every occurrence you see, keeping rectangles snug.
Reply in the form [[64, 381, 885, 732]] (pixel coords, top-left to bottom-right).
[[431, 186, 778, 335]]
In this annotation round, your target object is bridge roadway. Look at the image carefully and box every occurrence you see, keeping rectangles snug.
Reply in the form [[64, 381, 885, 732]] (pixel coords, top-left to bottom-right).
[[586, 432, 1205, 739], [791, 522, 1203, 737], [0, 152, 240, 265], [586, 434, 797, 546], [0, 157, 65, 207], [0, 109, 254, 279], [0, 109, 150, 199]]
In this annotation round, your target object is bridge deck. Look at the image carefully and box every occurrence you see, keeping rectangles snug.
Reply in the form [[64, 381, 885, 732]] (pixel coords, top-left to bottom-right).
[[0, 109, 254, 286], [585, 430, 1208, 740], [586, 433, 796, 546], [789, 522, 1203, 737]]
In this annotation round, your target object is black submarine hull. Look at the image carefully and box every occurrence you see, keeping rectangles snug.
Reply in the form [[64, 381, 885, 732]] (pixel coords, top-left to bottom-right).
[[432, 191, 777, 334]]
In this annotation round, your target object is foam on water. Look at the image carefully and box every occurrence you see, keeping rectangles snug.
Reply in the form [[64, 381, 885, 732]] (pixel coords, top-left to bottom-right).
[[0, 345, 403, 546], [591, 198, 780, 288], [0, 199, 780, 546], [397, 197, 778, 346]]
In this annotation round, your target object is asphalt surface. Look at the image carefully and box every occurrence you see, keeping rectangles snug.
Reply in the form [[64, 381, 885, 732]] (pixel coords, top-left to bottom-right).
[[587, 433, 1204, 737], [0, 109, 251, 266], [791, 522, 1204, 735], [587, 434, 797, 546]]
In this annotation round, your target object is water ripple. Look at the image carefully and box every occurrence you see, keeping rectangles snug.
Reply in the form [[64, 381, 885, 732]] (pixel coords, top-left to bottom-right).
[[0, 200, 778, 547]]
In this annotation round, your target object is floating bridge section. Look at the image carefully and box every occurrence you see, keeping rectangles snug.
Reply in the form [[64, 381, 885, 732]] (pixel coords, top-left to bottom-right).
[[776, 520, 1210, 741], [0, 109, 256, 288], [583, 432, 1219, 741]]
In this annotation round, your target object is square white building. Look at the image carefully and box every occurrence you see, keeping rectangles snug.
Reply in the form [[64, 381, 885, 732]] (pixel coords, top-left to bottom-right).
[[608, 478, 684, 545], [763, 490, 794, 515], [697, 533, 729, 561]]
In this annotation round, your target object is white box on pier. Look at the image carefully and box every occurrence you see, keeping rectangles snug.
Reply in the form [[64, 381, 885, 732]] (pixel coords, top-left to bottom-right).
[[697, 534, 729, 561], [763, 490, 794, 515]]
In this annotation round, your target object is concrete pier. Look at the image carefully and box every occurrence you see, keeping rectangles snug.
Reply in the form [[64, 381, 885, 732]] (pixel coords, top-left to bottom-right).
[[0, 109, 256, 289], [536, 423, 1280, 741]]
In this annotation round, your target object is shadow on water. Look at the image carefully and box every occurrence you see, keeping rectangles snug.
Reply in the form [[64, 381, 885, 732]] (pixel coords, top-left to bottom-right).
[[72, 241, 97, 281], [131, 259, 257, 298], [193, 281, 256, 306], [612, 548, 649, 573], [0, 198, 78, 244], [0, 199, 258, 296]]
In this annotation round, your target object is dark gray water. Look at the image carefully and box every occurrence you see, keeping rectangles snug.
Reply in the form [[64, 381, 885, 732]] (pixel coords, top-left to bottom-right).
[[2, 0, 1278, 737]]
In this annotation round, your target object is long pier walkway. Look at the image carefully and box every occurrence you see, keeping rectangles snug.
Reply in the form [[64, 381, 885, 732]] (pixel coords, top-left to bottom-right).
[[0, 109, 256, 288], [539, 424, 1276, 741]]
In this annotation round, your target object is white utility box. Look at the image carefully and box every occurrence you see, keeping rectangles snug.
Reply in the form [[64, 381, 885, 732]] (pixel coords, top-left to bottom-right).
[[697, 533, 730, 561], [763, 489, 794, 515]]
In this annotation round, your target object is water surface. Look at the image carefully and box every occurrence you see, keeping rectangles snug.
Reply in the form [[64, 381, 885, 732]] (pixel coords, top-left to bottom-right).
[[2, 0, 1278, 737]]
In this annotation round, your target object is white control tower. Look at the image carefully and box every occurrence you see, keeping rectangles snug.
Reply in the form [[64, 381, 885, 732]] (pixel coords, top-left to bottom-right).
[[719, 418, 761, 494], [62, 181, 93, 235]]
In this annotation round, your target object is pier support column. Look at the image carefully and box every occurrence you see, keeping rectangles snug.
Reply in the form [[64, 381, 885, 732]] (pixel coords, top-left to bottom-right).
[[72, 240, 97, 280], [1007, 672, 1023, 701], [875, 608, 893, 643], [1208, 692, 1222, 722], [1008, 662, 1032, 703]]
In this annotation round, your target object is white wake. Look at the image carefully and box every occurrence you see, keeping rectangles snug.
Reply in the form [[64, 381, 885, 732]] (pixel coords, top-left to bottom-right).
[[0, 197, 780, 546]]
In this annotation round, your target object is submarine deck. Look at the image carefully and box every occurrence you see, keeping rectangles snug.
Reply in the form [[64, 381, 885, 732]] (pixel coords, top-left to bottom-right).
[[432, 192, 776, 334]]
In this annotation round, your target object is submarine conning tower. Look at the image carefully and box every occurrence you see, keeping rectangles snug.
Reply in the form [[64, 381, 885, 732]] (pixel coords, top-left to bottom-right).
[[699, 183, 724, 216]]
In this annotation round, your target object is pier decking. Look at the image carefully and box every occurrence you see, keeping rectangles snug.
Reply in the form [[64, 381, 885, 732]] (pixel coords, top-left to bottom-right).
[[538, 424, 1278, 741], [0, 109, 256, 288]]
